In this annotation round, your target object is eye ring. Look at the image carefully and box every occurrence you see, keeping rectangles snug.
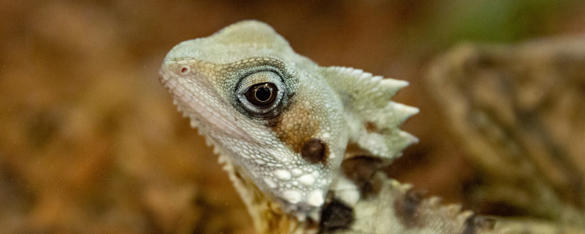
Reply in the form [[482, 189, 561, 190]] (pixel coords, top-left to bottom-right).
[[244, 82, 278, 107], [236, 71, 287, 118]]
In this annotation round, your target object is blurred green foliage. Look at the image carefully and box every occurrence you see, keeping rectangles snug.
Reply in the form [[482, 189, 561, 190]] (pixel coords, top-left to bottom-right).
[[416, 0, 577, 47]]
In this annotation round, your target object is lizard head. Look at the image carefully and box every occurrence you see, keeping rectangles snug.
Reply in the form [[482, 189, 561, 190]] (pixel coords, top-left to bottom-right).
[[159, 21, 349, 215], [159, 20, 419, 221]]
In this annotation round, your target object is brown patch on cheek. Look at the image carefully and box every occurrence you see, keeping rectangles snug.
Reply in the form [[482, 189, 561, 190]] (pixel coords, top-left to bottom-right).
[[272, 101, 321, 154]]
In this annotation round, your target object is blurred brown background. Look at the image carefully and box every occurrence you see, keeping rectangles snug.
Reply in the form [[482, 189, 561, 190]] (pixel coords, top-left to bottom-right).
[[1, 0, 584, 233]]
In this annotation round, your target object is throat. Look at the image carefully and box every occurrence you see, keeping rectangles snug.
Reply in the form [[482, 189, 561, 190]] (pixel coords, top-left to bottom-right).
[[218, 155, 317, 233]]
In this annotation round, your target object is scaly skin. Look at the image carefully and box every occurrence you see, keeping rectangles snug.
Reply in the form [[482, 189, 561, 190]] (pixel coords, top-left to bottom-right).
[[158, 20, 548, 233]]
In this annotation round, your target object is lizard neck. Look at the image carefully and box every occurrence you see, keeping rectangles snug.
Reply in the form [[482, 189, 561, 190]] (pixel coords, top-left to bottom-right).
[[218, 155, 316, 234]]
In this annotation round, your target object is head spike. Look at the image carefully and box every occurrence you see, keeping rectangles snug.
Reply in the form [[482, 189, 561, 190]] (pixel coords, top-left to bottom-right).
[[321, 66, 418, 160]]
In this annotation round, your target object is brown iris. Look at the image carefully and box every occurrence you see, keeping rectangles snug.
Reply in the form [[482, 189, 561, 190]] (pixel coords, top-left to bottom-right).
[[244, 82, 278, 107]]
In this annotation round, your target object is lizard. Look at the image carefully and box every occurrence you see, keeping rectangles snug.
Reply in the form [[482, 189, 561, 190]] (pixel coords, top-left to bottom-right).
[[158, 20, 576, 233]]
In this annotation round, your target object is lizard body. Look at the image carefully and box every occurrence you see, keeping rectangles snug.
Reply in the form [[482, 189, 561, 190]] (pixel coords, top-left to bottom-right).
[[159, 20, 510, 233]]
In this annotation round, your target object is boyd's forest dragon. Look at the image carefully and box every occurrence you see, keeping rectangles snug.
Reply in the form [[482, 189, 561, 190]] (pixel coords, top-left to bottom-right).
[[159, 20, 568, 233]]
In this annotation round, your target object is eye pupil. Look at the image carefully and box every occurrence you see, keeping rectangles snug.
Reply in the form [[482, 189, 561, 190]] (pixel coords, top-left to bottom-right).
[[255, 86, 272, 102], [245, 82, 277, 107]]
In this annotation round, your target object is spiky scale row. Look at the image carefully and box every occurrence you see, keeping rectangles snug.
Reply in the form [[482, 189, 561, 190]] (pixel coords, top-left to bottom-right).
[[322, 66, 418, 159], [338, 172, 483, 234], [324, 67, 408, 108]]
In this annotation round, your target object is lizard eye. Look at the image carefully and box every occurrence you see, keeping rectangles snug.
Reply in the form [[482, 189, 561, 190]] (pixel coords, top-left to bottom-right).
[[236, 71, 286, 118], [245, 82, 278, 107]]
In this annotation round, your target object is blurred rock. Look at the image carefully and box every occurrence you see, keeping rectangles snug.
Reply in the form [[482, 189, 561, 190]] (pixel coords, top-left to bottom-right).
[[426, 37, 585, 225]]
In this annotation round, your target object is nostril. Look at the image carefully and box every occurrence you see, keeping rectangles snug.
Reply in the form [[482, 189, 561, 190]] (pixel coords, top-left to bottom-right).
[[180, 66, 189, 74]]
